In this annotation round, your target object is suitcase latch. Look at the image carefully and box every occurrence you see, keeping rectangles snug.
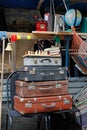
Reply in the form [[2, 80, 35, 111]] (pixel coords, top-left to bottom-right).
[[59, 70, 64, 74], [56, 83, 61, 88], [64, 98, 70, 104], [25, 101, 32, 108], [28, 83, 35, 90], [29, 68, 35, 74], [54, 59, 58, 64], [34, 58, 37, 64]]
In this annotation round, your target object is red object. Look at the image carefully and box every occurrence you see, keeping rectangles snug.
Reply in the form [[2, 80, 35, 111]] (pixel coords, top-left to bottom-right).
[[36, 19, 48, 31], [14, 95, 72, 114], [15, 80, 68, 98], [11, 35, 17, 42]]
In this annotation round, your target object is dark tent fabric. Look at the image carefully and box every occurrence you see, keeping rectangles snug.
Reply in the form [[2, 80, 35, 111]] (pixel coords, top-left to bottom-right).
[[0, 0, 87, 12]]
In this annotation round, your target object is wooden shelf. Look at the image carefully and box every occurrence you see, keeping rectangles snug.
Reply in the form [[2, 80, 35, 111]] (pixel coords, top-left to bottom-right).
[[6, 31, 87, 41]]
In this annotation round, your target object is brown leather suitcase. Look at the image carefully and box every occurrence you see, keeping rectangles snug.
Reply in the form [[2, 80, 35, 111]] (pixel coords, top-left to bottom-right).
[[14, 95, 72, 114], [15, 80, 68, 97]]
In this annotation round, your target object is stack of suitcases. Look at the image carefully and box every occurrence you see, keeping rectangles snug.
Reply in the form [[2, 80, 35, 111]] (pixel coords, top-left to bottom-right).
[[14, 49, 73, 115]]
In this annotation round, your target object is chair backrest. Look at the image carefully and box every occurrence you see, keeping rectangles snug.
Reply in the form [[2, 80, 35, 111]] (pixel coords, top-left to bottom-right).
[[6, 71, 19, 110]]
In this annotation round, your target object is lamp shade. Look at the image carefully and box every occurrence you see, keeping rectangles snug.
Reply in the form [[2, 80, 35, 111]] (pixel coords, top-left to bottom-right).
[[5, 42, 13, 51]]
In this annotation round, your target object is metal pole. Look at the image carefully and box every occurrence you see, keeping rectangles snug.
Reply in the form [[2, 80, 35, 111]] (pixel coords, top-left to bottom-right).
[[0, 36, 5, 129]]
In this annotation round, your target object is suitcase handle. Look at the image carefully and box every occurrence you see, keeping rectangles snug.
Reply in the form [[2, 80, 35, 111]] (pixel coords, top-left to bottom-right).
[[40, 58, 51, 63], [38, 87, 52, 91], [40, 72, 54, 76], [42, 103, 56, 108]]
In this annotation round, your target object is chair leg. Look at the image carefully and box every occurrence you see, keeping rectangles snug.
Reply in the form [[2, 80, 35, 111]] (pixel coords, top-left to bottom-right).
[[47, 115, 51, 130], [8, 115, 13, 130], [45, 114, 48, 130], [6, 114, 8, 130], [37, 115, 43, 130]]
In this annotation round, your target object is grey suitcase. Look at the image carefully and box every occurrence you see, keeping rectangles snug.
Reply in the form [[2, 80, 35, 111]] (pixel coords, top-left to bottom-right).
[[23, 55, 62, 66]]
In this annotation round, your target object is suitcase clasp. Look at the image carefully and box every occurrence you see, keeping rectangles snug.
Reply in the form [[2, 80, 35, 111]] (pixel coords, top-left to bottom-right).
[[28, 82, 35, 90], [64, 98, 70, 104], [29, 68, 35, 74], [56, 83, 61, 88], [54, 59, 58, 64], [59, 70, 64, 74], [25, 101, 32, 108], [34, 58, 37, 64]]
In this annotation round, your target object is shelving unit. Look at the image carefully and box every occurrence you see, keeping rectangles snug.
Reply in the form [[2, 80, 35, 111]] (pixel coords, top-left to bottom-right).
[[0, 31, 84, 71], [7, 31, 87, 39]]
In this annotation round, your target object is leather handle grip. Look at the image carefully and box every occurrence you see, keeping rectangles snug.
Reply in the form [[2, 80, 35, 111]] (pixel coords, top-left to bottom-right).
[[40, 58, 51, 63], [38, 87, 52, 91], [41, 103, 56, 108], [40, 72, 54, 76]]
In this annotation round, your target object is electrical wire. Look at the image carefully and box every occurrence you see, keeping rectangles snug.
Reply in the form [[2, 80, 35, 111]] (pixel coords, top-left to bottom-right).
[[62, 0, 68, 11]]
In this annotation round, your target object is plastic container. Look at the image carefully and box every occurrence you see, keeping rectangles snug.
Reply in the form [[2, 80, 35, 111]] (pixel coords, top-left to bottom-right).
[[80, 17, 87, 33]]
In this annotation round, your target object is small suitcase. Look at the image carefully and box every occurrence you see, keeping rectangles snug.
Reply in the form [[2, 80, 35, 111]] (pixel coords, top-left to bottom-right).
[[18, 66, 68, 81], [14, 95, 72, 114], [23, 55, 62, 66], [15, 80, 68, 97]]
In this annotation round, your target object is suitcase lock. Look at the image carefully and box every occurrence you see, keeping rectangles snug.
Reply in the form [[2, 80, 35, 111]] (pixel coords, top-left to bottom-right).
[[29, 68, 35, 74], [25, 101, 32, 108], [54, 59, 58, 64], [64, 98, 70, 104], [56, 83, 61, 88], [28, 82, 35, 90], [34, 58, 37, 64]]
